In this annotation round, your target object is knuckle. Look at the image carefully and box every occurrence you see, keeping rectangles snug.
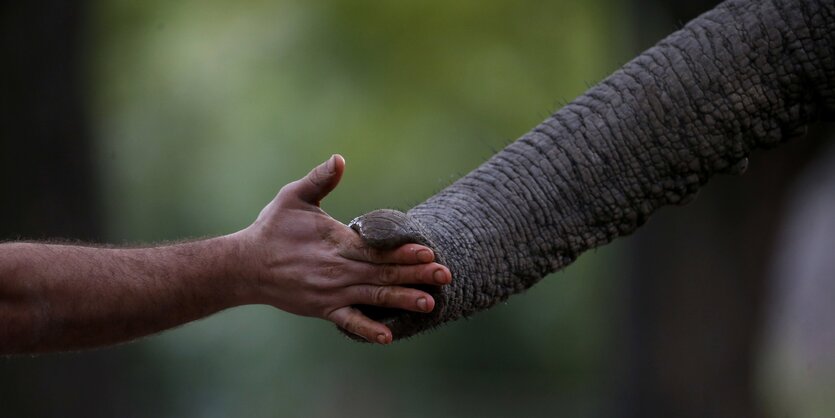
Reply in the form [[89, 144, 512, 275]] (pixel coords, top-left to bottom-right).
[[333, 232, 357, 257], [333, 311, 356, 333], [377, 265, 397, 285], [342, 313, 356, 332], [303, 269, 327, 289], [341, 319, 357, 335], [371, 286, 389, 306], [278, 181, 300, 197], [320, 263, 341, 283], [274, 182, 303, 207], [343, 239, 363, 257], [323, 254, 353, 279], [360, 244, 378, 262]]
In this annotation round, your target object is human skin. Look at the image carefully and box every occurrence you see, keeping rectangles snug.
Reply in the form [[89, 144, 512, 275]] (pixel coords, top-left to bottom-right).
[[349, 0, 835, 340], [0, 155, 452, 354]]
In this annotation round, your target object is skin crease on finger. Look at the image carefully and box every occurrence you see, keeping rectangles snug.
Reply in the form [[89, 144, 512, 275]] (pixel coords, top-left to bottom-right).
[[349, 0, 835, 341]]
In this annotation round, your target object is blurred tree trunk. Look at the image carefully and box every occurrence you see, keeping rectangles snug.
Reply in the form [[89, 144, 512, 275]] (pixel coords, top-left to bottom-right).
[[0, 1, 100, 240], [0, 2, 144, 416], [614, 1, 829, 417]]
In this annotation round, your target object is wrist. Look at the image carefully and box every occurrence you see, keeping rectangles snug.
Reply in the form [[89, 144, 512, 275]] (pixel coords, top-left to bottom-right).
[[216, 228, 263, 307]]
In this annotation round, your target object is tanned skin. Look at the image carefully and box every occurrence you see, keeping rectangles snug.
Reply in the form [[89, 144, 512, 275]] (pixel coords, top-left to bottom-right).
[[0, 155, 452, 354]]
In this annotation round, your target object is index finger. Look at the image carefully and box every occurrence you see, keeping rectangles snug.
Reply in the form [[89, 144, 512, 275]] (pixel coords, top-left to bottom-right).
[[337, 230, 435, 265]]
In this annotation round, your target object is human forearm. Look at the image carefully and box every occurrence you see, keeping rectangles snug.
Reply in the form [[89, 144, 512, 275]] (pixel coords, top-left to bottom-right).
[[0, 235, 246, 354]]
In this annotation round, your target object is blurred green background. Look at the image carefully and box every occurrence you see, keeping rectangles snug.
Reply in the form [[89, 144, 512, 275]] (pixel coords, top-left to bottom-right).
[[91, 1, 624, 416], [2, 0, 833, 417]]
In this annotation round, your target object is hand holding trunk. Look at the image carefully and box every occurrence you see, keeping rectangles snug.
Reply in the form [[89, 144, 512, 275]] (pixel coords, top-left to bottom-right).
[[0, 156, 450, 354]]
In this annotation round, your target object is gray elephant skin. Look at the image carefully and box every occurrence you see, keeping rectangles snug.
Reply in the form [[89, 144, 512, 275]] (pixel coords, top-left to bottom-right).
[[348, 0, 835, 341]]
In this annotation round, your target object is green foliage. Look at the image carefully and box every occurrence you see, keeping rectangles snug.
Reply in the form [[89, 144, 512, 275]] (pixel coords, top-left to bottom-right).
[[88, 0, 628, 416]]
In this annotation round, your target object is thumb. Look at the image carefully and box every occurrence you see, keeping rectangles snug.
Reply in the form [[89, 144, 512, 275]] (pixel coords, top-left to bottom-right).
[[294, 154, 345, 206]]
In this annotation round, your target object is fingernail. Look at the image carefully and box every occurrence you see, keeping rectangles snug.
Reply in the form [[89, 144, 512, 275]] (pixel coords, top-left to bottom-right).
[[416, 249, 434, 263], [433, 269, 448, 284], [417, 297, 428, 312], [376, 334, 388, 344], [327, 155, 336, 173]]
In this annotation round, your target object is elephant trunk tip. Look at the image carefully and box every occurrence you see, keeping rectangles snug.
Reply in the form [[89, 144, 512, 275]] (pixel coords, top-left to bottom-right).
[[349, 209, 427, 249]]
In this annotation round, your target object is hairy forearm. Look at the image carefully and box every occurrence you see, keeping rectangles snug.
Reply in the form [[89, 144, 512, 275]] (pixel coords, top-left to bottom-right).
[[0, 235, 247, 354]]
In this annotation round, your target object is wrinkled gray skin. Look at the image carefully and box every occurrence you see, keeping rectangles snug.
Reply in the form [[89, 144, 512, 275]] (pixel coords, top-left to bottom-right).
[[348, 0, 835, 341]]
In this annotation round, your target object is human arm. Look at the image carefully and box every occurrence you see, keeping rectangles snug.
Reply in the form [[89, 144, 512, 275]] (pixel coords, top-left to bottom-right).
[[0, 155, 451, 354]]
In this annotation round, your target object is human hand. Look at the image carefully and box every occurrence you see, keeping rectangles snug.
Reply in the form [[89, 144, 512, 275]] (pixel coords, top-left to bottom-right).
[[233, 155, 451, 344]]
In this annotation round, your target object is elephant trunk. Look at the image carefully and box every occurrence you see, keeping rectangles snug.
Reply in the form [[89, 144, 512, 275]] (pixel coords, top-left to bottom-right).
[[349, 0, 835, 340]]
